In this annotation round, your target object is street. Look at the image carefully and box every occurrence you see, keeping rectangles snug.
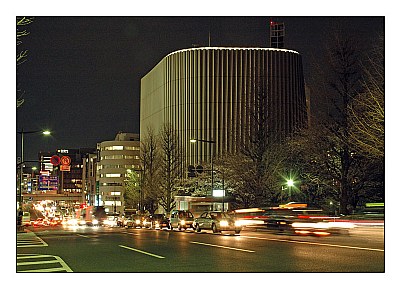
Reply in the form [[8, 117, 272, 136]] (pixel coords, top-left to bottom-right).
[[17, 224, 384, 273]]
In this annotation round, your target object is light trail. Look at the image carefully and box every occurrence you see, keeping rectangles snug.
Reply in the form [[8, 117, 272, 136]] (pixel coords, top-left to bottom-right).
[[241, 235, 384, 252]]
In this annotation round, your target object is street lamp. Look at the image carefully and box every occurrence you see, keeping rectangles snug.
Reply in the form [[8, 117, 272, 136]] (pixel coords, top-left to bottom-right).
[[287, 179, 294, 201], [190, 138, 216, 196], [17, 129, 51, 208]]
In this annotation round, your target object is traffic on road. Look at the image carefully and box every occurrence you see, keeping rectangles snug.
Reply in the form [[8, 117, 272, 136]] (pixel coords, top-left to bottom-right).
[[17, 201, 384, 272]]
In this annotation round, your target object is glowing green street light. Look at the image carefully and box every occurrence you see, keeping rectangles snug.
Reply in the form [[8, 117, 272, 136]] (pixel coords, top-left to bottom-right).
[[287, 179, 295, 201]]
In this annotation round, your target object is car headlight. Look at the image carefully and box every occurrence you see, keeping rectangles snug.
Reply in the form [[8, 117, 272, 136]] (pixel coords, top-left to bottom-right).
[[220, 220, 229, 227], [235, 221, 242, 227], [136, 219, 141, 224], [180, 220, 186, 225], [93, 219, 99, 225]]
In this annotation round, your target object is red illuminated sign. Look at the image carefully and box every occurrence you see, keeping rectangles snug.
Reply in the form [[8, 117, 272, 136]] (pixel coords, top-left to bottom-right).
[[50, 155, 61, 166], [60, 156, 71, 166]]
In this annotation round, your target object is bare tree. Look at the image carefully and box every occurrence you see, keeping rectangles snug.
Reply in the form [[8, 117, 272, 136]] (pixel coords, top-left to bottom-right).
[[302, 31, 379, 214], [158, 123, 183, 213], [17, 16, 34, 108], [140, 126, 160, 214], [349, 38, 384, 159]]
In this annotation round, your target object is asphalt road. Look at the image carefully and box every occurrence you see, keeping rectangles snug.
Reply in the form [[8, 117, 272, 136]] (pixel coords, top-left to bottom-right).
[[17, 225, 384, 273]]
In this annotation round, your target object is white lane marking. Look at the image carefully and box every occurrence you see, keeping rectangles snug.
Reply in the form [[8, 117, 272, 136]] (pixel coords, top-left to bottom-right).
[[119, 245, 165, 259], [241, 235, 384, 252], [190, 241, 255, 253], [76, 234, 91, 238], [121, 232, 139, 236]]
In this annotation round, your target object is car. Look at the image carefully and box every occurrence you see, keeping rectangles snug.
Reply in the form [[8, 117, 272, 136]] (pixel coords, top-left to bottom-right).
[[125, 215, 143, 228], [170, 210, 194, 231], [49, 218, 62, 226], [33, 218, 49, 227], [148, 214, 171, 230], [104, 216, 119, 227], [264, 216, 293, 232], [142, 216, 152, 228], [194, 211, 242, 234], [117, 216, 124, 227]]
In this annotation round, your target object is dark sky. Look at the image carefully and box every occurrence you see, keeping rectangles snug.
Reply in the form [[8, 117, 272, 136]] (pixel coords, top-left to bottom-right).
[[16, 16, 384, 162]]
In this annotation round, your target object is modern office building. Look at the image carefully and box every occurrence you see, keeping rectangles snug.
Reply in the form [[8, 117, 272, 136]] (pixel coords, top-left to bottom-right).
[[82, 152, 97, 206], [140, 47, 308, 169], [96, 132, 140, 214]]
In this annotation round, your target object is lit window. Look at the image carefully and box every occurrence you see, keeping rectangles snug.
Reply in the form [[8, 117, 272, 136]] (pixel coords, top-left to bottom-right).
[[105, 174, 121, 178], [105, 146, 124, 151]]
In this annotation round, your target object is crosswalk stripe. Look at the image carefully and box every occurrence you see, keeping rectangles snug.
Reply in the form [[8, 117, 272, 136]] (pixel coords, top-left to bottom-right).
[[17, 254, 73, 272], [17, 234, 48, 248]]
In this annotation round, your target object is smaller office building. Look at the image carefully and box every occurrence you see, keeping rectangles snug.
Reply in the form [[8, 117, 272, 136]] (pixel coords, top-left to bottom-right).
[[97, 132, 140, 214]]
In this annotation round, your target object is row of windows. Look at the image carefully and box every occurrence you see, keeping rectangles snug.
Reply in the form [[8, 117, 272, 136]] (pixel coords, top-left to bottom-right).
[[101, 182, 123, 186], [100, 173, 134, 178], [101, 155, 140, 160], [102, 146, 140, 151], [97, 164, 140, 170]]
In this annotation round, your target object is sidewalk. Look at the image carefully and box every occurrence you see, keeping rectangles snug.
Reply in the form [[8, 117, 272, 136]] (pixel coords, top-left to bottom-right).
[[17, 225, 29, 233]]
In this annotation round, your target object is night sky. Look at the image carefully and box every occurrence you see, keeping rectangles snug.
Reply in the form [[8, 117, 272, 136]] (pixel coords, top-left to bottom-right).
[[16, 15, 384, 162]]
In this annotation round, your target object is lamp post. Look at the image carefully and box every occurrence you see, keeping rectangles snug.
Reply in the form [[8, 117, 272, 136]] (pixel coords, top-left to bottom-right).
[[287, 179, 294, 201], [190, 138, 216, 196], [17, 129, 51, 209]]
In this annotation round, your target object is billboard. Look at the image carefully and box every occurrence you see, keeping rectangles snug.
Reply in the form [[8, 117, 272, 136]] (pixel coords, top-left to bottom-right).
[[39, 175, 58, 191]]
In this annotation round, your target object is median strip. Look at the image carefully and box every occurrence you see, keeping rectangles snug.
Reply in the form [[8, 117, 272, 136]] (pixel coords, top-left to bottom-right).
[[190, 241, 255, 253], [119, 245, 165, 259]]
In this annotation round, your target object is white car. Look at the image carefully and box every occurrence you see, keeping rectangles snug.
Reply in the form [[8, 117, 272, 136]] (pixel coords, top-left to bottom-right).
[[104, 216, 118, 227], [193, 211, 242, 234]]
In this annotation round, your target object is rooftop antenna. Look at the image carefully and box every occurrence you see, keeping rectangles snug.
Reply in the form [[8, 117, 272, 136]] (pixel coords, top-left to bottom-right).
[[269, 18, 285, 48]]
